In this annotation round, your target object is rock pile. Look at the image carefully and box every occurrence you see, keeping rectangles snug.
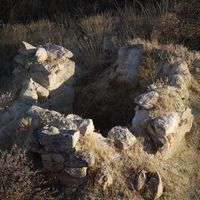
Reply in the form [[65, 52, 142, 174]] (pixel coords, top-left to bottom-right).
[[24, 106, 96, 185], [0, 41, 198, 199], [13, 41, 75, 113], [132, 62, 193, 157]]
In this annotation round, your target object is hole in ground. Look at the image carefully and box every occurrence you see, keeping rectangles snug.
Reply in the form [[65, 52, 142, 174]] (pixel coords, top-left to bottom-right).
[[73, 85, 143, 137]]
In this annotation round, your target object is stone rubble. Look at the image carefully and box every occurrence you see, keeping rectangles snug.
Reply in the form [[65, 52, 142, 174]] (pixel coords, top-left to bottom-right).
[[0, 41, 198, 196]]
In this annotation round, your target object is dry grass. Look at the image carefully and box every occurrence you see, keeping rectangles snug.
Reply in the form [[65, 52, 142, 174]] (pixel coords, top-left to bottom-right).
[[0, 1, 200, 199], [0, 145, 62, 200]]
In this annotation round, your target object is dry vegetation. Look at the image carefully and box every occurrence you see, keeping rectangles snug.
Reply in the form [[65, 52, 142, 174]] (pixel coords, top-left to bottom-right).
[[0, 0, 200, 199]]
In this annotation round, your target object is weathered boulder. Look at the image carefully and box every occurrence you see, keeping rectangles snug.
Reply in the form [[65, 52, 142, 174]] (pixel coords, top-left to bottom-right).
[[109, 45, 143, 89], [108, 126, 137, 149], [135, 91, 159, 109]]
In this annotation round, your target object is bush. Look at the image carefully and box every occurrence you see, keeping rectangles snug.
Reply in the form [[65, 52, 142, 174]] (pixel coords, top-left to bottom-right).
[[0, 145, 60, 200]]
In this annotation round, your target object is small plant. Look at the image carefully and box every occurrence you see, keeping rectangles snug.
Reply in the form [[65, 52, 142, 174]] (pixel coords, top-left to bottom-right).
[[138, 50, 159, 83]]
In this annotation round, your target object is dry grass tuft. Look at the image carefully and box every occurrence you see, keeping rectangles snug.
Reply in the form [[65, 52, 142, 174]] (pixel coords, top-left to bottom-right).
[[0, 145, 62, 200]]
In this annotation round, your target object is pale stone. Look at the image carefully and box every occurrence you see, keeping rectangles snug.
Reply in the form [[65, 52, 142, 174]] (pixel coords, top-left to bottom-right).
[[153, 112, 180, 136], [35, 47, 48, 63], [170, 74, 189, 99], [29, 60, 75, 91], [42, 43, 73, 61], [78, 119, 95, 135], [18, 41, 36, 56], [19, 78, 38, 103], [132, 109, 150, 136], [64, 167, 87, 178], [108, 126, 137, 149], [95, 166, 113, 190], [168, 62, 191, 86], [38, 126, 80, 152], [135, 91, 159, 109]]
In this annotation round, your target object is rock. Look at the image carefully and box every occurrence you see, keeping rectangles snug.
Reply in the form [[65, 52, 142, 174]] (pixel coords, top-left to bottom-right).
[[134, 170, 147, 191], [109, 45, 143, 89], [168, 62, 191, 86], [142, 172, 163, 200], [64, 167, 87, 178], [95, 165, 113, 190], [132, 108, 150, 136], [78, 119, 95, 135], [35, 47, 48, 63], [152, 112, 180, 136], [108, 126, 137, 150], [134, 170, 163, 200], [65, 150, 95, 168], [18, 41, 36, 56], [29, 61, 75, 91], [170, 74, 189, 99], [75, 150, 95, 167], [147, 124, 169, 152], [19, 78, 38, 104], [41, 153, 64, 172], [135, 91, 159, 109], [38, 126, 80, 152], [41, 43, 73, 61]]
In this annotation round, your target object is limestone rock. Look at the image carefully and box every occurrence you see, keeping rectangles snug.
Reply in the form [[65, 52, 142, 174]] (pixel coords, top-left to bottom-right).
[[42, 43, 73, 61], [95, 166, 113, 190], [35, 47, 48, 63], [108, 126, 137, 149], [38, 126, 80, 152], [41, 153, 64, 172], [18, 41, 36, 56], [170, 74, 189, 99], [135, 91, 159, 109], [29, 60, 75, 91], [109, 45, 143, 89], [152, 112, 180, 136], [78, 119, 95, 135], [134, 170, 163, 200], [64, 167, 87, 178], [168, 62, 191, 86], [132, 109, 150, 136]]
